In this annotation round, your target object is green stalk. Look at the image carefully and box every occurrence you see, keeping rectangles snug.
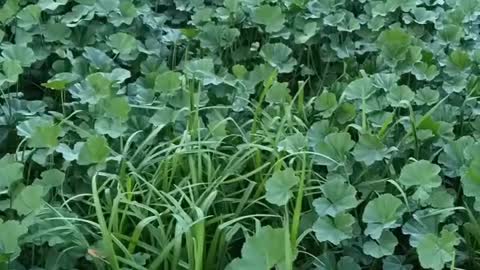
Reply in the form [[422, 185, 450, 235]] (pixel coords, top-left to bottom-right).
[[284, 211, 293, 270], [251, 72, 277, 195], [92, 175, 120, 270], [193, 220, 205, 270], [407, 103, 419, 159], [290, 153, 306, 248], [297, 81, 307, 122]]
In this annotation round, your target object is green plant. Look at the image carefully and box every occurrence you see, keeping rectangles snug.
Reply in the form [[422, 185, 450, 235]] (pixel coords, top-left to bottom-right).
[[2, 0, 480, 269]]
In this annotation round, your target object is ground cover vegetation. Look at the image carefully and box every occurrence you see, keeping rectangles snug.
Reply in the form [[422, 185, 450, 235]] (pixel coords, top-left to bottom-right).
[[1, 0, 480, 269]]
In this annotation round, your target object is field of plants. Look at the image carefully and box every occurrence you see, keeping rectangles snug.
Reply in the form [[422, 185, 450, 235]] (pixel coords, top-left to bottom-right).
[[2, 0, 480, 269]]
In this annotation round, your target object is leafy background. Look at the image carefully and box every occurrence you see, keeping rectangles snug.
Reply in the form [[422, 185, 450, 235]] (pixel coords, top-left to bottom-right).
[[1, 0, 480, 269]]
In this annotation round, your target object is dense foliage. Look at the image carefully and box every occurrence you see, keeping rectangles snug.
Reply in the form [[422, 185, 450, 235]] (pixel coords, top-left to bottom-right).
[[2, 0, 480, 269]]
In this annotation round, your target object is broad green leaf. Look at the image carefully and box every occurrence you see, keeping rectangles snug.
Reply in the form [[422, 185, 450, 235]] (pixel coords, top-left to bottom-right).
[[266, 81, 290, 104], [108, 33, 137, 55], [411, 62, 439, 81], [109, 68, 131, 83], [372, 72, 399, 91], [386, 85, 414, 107], [377, 28, 412, 66], [260, 43, 297, 73], [461, 158, 480, 210], [362, 194, 405, 239], [439, 24, 463, 44], [56, 143, 82, 162], [184, 58, 222, 85], [43, 72, 81, 90], [316, 253, 361, 270], [87, 73, 112, 99], [352, 134, 393, 165], [2, 45, 36, 67], [251, 5, 285, 33], [95, 0, 120, 14], [294, 21, 317, 44], [277, 133, 307, 154], [313, 178, 358, 217], [337, 256, 361, 270], [232, 64, 248, 79], [12, 185, 44, 215], [398, 160, 441, 189], [307, 121, 338, 149], [0, 220, 28, 256], [315, 91, 337, 116], [43, 22, 71, 41], [0, 0, 19, 24], [102, 96, 131, 121], [336, 11, 360, 32], [363, 231, 398, 258], [16, 5, 41, 29], [0, 155, 23, 189], [439, 136, 474, 177], [265, 168, 299, 206], [426, 187, 455, 209], [402, 210, 444, 248], [154, 71, 182, 94], [36, 169, 65, 189], [2, 59, 23, 83], [173, 0, 202, 11], [409, 7, 437, 24], [17, 118, 61, 148], [414, 87, 439, 106], [334, 103, 356, 124], [446, 49, 471, 73], [61, 5, 94, 26], [83, 47, 114, 71], [110, 0, 137, 26], [313, 213, 355, 245], [149, 107, 175, 128], [417, 229, 459, 270], [29, 123, 62, 149], [226, 226, 287, 270], [343, 77, 375, 100], [77, 135, 110, 165], [324, 12, 344, 27], [37, 0, 68, 10], [329, 34, 355, 59], [198, 23, 240, 50], [95, 118, 128, 139], [314, 132, 355, 168], [383, 256, 413, 270]]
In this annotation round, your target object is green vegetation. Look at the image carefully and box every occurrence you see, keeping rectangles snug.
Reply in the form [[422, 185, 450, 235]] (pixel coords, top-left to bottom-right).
[[1, 0, 480, 269]]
